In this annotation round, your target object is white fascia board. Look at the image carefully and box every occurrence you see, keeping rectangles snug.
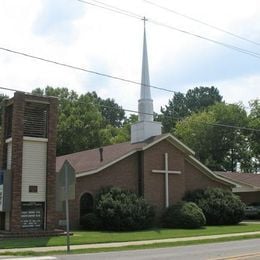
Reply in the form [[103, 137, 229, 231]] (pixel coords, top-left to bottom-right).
[[186, 155, 238, 187], [76, 150, 138, 178]]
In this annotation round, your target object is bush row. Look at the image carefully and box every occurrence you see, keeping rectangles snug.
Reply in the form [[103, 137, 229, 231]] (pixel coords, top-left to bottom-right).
[[80, 187, 246, 231]]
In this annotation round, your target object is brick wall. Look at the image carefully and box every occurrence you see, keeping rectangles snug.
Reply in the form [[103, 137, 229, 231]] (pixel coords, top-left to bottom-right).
[[143, 140, 186, 213], [64, 153, 139, 228], [184, 161, 230, 192], [236, 191, 260, 205]]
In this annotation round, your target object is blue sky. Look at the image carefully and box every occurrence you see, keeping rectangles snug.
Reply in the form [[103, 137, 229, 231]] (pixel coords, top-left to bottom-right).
[[0, 0, 259, 112]]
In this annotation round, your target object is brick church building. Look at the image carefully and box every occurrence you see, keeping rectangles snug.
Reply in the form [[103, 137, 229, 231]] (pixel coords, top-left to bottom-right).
[[1, 23, 256, 233], [55, 25, 236, 228]]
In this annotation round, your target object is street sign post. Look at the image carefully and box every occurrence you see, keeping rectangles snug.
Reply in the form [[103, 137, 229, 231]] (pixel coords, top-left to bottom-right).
[[58, 160, 75, 253]]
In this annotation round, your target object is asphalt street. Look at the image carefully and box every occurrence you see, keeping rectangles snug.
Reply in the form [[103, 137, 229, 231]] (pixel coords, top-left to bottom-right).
[[1, 239, 260, 260]]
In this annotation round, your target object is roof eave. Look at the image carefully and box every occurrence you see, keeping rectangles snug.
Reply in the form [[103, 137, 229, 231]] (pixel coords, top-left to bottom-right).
[[186, 155, 237, 188]]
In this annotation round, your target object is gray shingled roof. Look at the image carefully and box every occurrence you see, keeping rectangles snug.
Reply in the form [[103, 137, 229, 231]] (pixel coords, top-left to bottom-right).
[[216, 172, 260, 188], [56, 134, 168, 174]]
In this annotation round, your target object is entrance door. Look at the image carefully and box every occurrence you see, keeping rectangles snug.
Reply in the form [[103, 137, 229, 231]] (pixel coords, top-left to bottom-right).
[[80, 193, 94, 222]]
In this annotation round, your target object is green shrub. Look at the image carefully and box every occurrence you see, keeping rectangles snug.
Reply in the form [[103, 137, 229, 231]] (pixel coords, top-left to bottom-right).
[[80, 212, 102, 230], [95, 187, 155, 231], [162, 202, 206, 229], [184, 188, 245, 225]]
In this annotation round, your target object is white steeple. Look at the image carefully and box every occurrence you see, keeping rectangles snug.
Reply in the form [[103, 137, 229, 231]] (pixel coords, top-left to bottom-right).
[[131, 18, 162, 143], [138, 18, 153, 122]]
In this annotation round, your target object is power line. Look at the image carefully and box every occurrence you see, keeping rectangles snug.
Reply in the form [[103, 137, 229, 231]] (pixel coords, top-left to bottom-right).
[[0, 4, 259, 99], [0, 86, 259, 133], [144, 0, 260, 47], [76, 0, 260, 59], [149, 19, 260, 59], [0, 46, 176, 94], [76, 0, 142, 19]]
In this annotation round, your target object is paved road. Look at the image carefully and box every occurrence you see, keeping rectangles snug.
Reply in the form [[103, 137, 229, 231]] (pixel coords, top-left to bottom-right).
[[2, 239, 260, 260], [57, 238, 260, 260]]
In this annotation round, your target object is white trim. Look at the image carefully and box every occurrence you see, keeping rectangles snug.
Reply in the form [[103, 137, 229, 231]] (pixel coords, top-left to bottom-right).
[[5, 137, 48, 144], [23, 136, 48, 142], [76, 133, 238, 187], [233, 186, 260, 192], [25, 98, 50, 104], [76, 150, 138, 178], [185, 155, 238, 187], [5, 137, 12, 144], [152, 170, 181, 174], [142, 133, 195, 156]]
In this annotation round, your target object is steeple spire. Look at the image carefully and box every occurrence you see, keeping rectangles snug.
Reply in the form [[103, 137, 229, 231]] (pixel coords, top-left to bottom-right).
[[131, 18, 162, 143], [139, 17, 153, 121]]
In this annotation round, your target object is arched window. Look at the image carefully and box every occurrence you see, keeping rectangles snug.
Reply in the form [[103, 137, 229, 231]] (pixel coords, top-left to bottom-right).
[[80, 192, 94, 219]]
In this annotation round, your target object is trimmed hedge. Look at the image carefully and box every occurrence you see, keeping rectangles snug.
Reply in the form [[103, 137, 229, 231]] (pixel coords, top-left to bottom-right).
[[162, 202, 206, 229], [184, 188, 245, 225], [80, 213, 102, 230], [94, 187, 155, 231]]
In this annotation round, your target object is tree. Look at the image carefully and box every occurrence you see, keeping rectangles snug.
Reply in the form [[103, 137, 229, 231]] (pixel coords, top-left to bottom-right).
[[85, 92, 125, 128], [32, 87, 102, 155], [160, 92, 188, 133], [31, 86, 129, 155], [248, 99, 260, 171], [174, 111, 216, 165], [186, 86, 222, 113], [175, 102, 250, 171], [160, 86, 222, 132]]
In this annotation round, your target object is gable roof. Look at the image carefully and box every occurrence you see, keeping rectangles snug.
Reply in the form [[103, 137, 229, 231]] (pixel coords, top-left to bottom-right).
[[56, 134, 193, 175], [216, 172, 260, 191], [56, 133, 235, 187]]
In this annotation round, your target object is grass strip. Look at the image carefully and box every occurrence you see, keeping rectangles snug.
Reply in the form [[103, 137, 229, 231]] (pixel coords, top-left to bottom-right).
[[1, 224, 260, 249], [1, 233, 260, 257]]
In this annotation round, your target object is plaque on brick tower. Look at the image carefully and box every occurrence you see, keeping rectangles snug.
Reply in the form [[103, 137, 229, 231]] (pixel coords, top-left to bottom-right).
[[21, 202, 44, 230]]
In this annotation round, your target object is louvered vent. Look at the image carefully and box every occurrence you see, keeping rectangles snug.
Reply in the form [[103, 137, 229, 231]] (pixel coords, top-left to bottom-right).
[[5, 105, 13, 139], [24, 102, 48, 138]]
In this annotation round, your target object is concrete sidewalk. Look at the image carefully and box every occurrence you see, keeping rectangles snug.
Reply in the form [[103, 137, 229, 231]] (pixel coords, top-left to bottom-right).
[[1, 231, 260, 254]]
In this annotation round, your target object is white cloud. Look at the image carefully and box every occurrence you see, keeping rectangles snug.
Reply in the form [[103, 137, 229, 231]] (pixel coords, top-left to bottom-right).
[[0, 0, 259, 113]]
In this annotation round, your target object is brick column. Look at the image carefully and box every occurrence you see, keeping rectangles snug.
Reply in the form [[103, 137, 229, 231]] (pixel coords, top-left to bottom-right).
[[46, 97, 58, 230], [9, 92, 25, 232]]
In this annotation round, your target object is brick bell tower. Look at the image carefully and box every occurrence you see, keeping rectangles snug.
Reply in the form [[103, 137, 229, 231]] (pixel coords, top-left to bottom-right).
[[0, 92, 58, 232]]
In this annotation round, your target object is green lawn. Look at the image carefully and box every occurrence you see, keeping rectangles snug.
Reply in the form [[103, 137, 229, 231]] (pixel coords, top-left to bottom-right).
[[1, 223, 260, 250]]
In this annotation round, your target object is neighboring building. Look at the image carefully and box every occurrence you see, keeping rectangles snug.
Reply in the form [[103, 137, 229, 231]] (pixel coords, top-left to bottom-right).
[[0, 92, 58, 232], [216, 172, 260, 205]]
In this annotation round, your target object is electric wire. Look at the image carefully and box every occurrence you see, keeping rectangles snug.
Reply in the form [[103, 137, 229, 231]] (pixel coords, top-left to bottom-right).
[[76, 0, 142, 19], [76, 0, 260, 59], [0, 47, 176, 94], [0, 85, 259, 133], [144, 0, 260, 47], [0, 2, 259, 99]]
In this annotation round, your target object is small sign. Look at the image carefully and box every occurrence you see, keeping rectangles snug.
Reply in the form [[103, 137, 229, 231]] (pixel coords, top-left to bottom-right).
[[21, 202, 44, 230]]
